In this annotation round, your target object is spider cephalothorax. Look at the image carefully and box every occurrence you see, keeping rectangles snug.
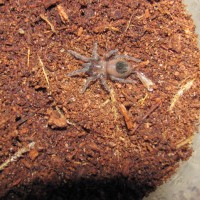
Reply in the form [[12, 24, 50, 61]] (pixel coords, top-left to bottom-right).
[[68, 42, 154, 93]]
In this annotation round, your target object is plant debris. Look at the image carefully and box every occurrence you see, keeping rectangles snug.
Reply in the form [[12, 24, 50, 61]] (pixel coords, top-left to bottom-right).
[[0, 142, 35, 171], [169, 79, 195, 111]]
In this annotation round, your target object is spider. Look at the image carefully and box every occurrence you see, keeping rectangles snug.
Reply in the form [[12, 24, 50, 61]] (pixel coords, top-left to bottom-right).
[[67, 42, 154, 93]]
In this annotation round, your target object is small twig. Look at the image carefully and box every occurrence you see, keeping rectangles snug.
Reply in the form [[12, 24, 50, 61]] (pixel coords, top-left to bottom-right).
[[40, 14, 57, 33], [169, 79, 195, 111], [138, 93, 148, 106], [110, 89, 116, 103], [106, 25, 120, 32], [140, 102, 161, 122], [118, 13, 134, 42], [131, 101, 161, 134], [27, 47, 30, 68], [16, 108, 42, 128], [99, 99, 110, 108], [176, 136, 193, 149], [118, 104, 134, 130], [55, 106, 76, 126], [55, 106, 64, 117], [0, 142, 35, 171], [124, 13, 134, 33], [38, 56, 50, 91], [110, 89, 119, 121], [16, 117, 29, 128]]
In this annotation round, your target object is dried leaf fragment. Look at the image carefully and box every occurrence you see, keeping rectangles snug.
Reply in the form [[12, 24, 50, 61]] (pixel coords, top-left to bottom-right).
[[136, 71, 154, 91], [169, 79, 195, 111]]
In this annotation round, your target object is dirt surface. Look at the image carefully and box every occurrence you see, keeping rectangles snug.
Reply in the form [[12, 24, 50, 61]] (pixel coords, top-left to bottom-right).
[[0, 0, 199, 199]]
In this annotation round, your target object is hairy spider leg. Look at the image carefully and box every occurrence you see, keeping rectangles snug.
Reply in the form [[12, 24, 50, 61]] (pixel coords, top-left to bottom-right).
[[81, 76, 98, 93], [114, 54, 141, 63], [68, 50, 90, 62], [68, 65, 90, 77], [105, 49, 118, 60], [99, 75, 110, 92], [82, 62, 91, 68], [92, 42, 99, 60], [110, 75, 136, 84]]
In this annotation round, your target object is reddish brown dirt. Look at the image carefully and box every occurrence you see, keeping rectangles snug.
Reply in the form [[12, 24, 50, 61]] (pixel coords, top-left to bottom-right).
[[0, 0, 200, 199]]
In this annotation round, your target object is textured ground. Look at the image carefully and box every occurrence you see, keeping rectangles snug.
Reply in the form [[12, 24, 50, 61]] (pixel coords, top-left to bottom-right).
[[0, 0, 199, 199]]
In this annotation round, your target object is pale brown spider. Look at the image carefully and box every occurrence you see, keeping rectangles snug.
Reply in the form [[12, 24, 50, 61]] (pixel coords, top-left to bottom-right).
[[68, 42, 153, 93]]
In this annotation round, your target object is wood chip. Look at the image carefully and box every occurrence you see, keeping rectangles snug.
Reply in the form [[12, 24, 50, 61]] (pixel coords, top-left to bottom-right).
[[28, 149, 39, 161], [57, 4, 69, 23], [118, 104, 134, 130], [47, 109, 68, 129], [170, 34, 182, 53], [10, 178, 21, 187], [43, 0, 61, 9], [77, 27, 83, 36]]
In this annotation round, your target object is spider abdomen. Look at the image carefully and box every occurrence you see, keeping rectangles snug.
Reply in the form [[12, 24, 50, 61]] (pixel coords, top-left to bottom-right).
[[106, 60, 133, 78]]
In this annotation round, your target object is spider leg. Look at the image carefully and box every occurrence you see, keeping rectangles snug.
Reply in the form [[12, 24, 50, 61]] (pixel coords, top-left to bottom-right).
[[110, 75, 136, 84], [114, 54, 141, 63], [82, 62, 91, 68], [68, 66, 90, 77], [100, 76, 110, 92], [92, 42, 99, 60], [81, 76, 98, 93], [105, 49, 118, 60], [68, 50, 90, 62]]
